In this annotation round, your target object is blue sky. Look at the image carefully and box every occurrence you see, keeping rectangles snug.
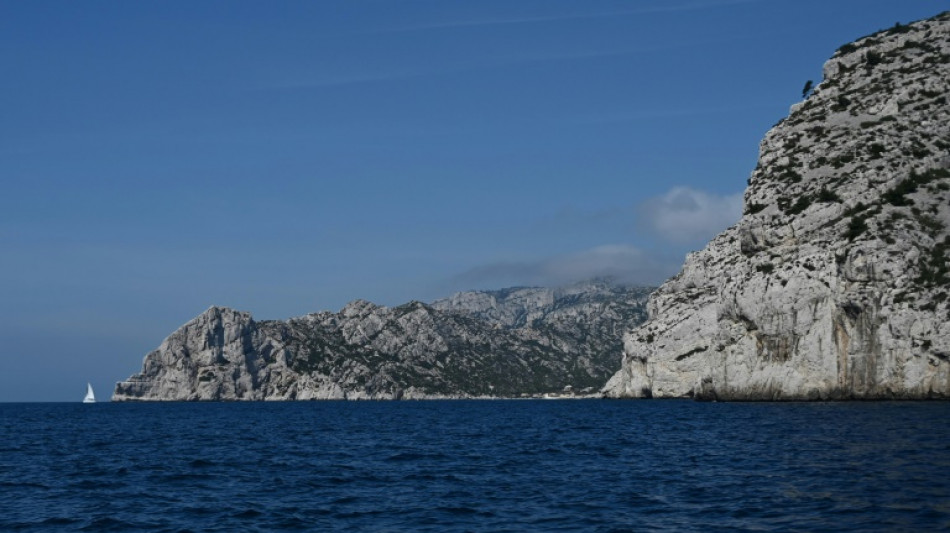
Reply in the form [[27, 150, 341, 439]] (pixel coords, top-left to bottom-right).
[[1, 0, 943, 401]]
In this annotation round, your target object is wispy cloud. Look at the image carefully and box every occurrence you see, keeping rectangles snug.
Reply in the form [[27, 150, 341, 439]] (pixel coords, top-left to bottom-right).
[[257, 34, 747, 92], [256, 44, 665, 91], [377, 0, 762, 34], [531, 185, 745, 246], [569, 102, 776, 125], [458, 185, 746, 291], [638, 186, 743, 244], [261, 1, 765, 92], [259, 69, 419, 90], [450, 244, 681, 290]]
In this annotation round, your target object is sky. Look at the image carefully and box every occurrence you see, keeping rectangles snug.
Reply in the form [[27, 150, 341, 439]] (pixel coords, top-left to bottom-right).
[[1, 0, 944, 401]]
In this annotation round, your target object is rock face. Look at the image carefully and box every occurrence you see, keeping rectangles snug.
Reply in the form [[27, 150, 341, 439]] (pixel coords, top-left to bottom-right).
[[605, 13, 950, 400], [114, 280, 650, 401]]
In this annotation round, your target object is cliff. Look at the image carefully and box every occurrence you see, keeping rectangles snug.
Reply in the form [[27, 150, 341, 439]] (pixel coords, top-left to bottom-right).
[[114, 281, 650, 400], [604, 12, 950, 400]]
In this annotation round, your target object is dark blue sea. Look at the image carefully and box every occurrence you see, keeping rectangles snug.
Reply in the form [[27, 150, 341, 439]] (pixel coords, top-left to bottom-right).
[[1, 401, 949, 531]]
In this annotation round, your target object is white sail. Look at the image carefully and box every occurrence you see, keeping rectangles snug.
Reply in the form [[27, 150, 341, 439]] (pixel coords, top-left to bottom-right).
[[83, 382, 96, 403]]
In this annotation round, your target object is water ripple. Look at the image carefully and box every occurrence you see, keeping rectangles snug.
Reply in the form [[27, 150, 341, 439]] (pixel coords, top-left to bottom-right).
[[0, 401, 949, 531]]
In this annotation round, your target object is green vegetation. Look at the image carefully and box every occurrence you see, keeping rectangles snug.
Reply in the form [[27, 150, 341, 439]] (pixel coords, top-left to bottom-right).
[[831, 94, 851, 112], [784, 169, 802, 183], [922, 53, 950, 65], [883, 168, 950, 206], [817, 188, 841, 202], [845, 215, 869, 241], [786, 196, 812, 215], [917, 213, 945, 235], [902, 40, 936, 53], [916, 236, 950, 287], [887, 22, 912, 36], [801, 80, 814, 99], [912, 146, 932, 158], [837, 43, 858, 55], [860, 116, 896, 129], [831, 153, 855, 169], [843, 202, 868, 217]]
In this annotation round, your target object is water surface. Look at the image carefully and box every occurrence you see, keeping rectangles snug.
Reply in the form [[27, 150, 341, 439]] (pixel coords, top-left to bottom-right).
[[1, 400, 948, 531]]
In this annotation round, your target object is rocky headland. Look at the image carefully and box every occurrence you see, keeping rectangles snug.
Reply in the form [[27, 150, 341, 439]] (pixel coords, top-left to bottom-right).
[[115, 13, 950, 403], [113, 280, 650, 400], [604, 12, 950, 400]]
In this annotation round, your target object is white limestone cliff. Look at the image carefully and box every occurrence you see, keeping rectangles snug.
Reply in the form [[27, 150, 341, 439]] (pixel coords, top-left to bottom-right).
[[114, 281, 650, 401], [604, 13, 950, 400]]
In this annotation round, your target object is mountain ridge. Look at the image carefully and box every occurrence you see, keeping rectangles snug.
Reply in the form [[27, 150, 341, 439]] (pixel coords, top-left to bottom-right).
[[114, 280, 651, 400]]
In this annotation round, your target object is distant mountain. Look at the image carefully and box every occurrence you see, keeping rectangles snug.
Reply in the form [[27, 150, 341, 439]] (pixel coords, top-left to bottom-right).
[[113, 280, 652, 400], [605, 12, 950, 400]]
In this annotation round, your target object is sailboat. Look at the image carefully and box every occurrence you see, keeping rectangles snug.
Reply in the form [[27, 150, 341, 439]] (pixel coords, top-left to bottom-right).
[[83, 382, 96, 404]]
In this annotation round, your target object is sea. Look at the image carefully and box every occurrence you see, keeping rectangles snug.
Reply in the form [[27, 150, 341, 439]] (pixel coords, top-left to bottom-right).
[[1, 400, 948, 532]]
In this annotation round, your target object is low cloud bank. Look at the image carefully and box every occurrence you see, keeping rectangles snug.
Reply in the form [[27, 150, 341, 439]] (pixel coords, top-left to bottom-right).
[[445, 185, 744, 293], [451, 244, 679, 290], [638, 186, 743, 245]]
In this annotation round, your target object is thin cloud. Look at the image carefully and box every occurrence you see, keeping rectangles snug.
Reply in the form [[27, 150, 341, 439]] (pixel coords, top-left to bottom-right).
[[450, 244, 680, 290], [638, 186, 743, 244], [261, 14, 763, 92], [377, 0, 762, 34], [569, 102, 776, 125], [256, 36, 739, 92], [256, 45, 660, 91], [259, 69, 419, 90]]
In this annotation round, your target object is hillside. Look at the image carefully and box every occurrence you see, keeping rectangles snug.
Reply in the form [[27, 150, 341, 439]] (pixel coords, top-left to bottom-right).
[[114, 281, 650, 400], [605, 12, 950, 400]]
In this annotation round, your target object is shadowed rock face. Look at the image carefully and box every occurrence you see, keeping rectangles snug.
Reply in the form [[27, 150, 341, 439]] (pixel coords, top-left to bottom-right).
[[114, 281, 651, 401], [604, 12, 950, 400]]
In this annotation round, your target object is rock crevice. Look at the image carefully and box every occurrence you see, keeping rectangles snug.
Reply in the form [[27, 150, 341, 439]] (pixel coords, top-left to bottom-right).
[[604, 12, 950, 401]]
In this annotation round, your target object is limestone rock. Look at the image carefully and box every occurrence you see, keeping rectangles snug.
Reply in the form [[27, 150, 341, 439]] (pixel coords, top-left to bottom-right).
[[114, 280, 651, 401], [604, 12, 950, 400]]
